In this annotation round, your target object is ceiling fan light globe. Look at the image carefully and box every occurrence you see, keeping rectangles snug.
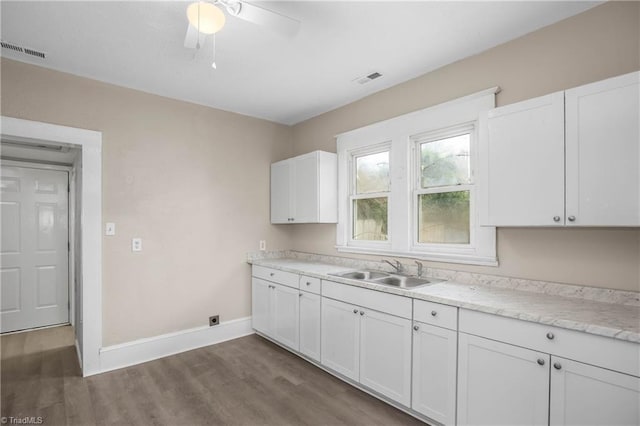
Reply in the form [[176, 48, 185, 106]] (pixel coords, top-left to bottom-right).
[[187, 2, 226, 35]]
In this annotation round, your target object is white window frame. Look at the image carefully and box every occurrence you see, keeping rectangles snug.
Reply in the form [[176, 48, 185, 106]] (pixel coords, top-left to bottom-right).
[[336, 88, 498, 266], [348, 143, 392, 249]]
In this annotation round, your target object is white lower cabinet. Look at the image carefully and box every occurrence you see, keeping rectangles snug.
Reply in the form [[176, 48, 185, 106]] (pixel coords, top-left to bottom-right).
[[320, 296, 412, 406], [412, 322, 457, 425], [299, 291, 321, 362], [251, 277, 299, 351], [549, 356, 640, 426], [320, 297, 360, 380], [457, 333, 550, 426]]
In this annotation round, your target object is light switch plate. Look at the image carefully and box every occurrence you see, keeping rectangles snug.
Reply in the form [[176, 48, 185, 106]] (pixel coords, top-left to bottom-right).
[[259, 240, 266, 251], [105, 222, 116, 236], [132, 238, 142, 252]]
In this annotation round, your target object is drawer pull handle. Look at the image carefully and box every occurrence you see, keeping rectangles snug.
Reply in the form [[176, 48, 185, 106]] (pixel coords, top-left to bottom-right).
[[554, 362, 562, 370], [431, 311, 437, 317], [546, 332, 555, 340], [413, 325, 419, 331], [360, 311, 365, 316], [353, 309, 358, 314], [537, 358, 545, 366]]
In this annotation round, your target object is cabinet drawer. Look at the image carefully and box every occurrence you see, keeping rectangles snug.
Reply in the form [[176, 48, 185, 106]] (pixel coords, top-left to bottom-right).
[[299, 275, 321, 294], [322, 280, 412, 319], [460, 309, 640, 377], [252, 265, 299, 289], [413, 300, 458, 330]]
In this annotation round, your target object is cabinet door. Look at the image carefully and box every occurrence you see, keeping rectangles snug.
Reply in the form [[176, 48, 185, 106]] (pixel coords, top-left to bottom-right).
[[271, 160, 292, 224], [359, 308, 412, 406], [565, 72, 640, 226], [550, 356, 640, 426], [251, 278, 272, 336], [299, 291, 321, 362], [272, 283, 299, 351], [291, 153, 318, 223], [321, 297, 360, 381], [457, 333, 549, 426], [481, 92, 565, 226], [412, 322, 457, 425]]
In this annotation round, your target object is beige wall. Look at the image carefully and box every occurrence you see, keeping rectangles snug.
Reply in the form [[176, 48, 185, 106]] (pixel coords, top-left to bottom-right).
[[1, 59, 293, 345], [290, 1, 640, 292]]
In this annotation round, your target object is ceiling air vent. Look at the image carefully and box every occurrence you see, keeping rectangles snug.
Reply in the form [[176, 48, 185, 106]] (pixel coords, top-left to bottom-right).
[[1, 41, 46, 59], [353, 71, 383, 85]]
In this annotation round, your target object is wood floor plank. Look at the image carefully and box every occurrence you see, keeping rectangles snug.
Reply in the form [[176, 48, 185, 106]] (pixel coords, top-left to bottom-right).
[[1, 326, 426, 425]]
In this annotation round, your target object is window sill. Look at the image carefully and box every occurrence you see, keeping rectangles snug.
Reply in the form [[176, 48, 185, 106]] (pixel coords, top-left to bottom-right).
[[335, 245, 499, 267]]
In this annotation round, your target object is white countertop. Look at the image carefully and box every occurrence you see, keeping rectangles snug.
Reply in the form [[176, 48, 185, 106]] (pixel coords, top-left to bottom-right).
[[250, 258, 640, 343]]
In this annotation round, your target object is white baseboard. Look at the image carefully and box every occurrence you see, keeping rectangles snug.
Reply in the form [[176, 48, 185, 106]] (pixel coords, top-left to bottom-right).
[[97, 316, 254, 375]]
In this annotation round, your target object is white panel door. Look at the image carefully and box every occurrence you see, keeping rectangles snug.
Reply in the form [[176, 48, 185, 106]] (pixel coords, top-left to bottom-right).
[[550, 356, 640, 426], [321, 297, 360, 381], [565, 71, 640, 226], [270, 160, 291, 224], [1, 166, 69, 333], [292, 153, 318, 223], [299, 290, 321, 362], [272, 283, 299, 351], [359, 308, 412, 406], [457, 333, 550, 426], [251, 278, 272, 336], [412, 322, 457, 425], [481, 92, 565, 226]]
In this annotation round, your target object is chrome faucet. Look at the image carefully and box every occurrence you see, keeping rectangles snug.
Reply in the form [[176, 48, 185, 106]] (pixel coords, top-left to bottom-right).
[[415, 261, 424, 277], [382, 259, 404, 274]]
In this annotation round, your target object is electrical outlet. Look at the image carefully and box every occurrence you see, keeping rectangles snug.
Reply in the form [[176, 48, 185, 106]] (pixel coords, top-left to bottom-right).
[[132, 238, 142, 252], [209, 315, 219, 326], [105, 222, 116, 236], [259, 240, 266, 251]]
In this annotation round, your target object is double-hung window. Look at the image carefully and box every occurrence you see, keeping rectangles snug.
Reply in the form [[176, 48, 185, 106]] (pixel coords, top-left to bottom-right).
[[336, 88, 498, 266]]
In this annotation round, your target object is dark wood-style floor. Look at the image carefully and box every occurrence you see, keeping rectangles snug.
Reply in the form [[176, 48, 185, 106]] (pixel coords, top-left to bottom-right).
[[1, 326, 425, 425]]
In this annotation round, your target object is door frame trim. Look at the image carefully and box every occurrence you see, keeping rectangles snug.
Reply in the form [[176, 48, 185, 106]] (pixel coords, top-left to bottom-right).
[[1, 116, 102, 376], [0, 159, 74, 330]]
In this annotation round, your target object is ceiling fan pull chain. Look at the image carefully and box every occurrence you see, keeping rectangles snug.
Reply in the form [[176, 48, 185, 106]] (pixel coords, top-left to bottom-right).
[[212, 33, 217, 69]]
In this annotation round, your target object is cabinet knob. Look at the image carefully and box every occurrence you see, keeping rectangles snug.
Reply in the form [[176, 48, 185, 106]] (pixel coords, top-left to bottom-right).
[[553, 216, 561, 222], [360, 311, 365, 316], [431, 310, 437, 317], [546, 332, 555, 340], [299, 293, 303, 297], [306, 282, 311, 286], [413, 325, 419, 331], [568, 216, 576, 222], [537, 358, 545, 366], [270, 272, 275, 277], [353, 309, 358, 314], [554, 362, 562, 370]]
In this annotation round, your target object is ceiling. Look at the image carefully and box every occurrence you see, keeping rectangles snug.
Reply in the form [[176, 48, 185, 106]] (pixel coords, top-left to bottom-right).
[[1, 1, 600, 125]]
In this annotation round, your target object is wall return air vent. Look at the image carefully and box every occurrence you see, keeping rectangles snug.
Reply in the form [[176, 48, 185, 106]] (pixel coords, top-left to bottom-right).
[[353, 71, 383, 85], [1, 41, 46, 59]]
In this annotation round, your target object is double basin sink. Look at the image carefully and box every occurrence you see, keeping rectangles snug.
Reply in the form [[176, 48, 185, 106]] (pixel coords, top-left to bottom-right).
[[329, 269, 443, 289]]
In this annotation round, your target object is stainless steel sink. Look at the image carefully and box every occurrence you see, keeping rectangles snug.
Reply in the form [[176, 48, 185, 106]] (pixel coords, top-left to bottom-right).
[[329, 270, 443, 289], [331, 270, 390, 280]]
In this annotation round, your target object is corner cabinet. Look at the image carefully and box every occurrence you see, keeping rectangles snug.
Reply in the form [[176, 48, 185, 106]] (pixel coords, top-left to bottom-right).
[[480, 71, 639, 227], [271, 150, 338, 224]]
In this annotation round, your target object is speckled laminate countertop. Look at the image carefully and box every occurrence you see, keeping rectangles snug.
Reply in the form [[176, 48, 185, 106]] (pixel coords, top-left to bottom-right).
[[250, 258, 640, 343]]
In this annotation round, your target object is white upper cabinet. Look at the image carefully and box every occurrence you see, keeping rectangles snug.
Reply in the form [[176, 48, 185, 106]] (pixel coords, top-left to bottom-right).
[[270, 150, 338, 224], [481, 92, 565, 226], [565, 72, 640, 226], [480, 71, 640, 227]]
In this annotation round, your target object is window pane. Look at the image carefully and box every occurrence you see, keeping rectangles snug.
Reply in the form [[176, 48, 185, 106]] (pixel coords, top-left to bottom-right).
[[356, 151, 389, 194], [418, 191, 470, 244], [420, 134, 470, 188], [353, 197, 388, 241]]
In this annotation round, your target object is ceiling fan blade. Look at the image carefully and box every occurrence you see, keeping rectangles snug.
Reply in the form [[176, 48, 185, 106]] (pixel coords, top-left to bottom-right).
[[234, 1, 300, 37], [184, 24, 199, 49]]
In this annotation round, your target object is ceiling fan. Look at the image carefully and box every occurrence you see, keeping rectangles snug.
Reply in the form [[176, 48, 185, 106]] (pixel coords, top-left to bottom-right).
[[183, 0, 300, 50]]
